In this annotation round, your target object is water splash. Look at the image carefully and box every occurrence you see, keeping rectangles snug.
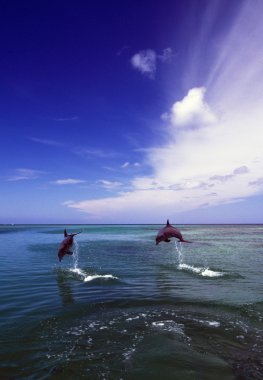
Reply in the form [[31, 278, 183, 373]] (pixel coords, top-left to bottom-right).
[[178, 263, 224, 277], [175, 241, 224, 278], [69, 268, 118, 282], [175, 241, 184, 265], [68, 241, 118, 282], [72, 241, 79, 269]]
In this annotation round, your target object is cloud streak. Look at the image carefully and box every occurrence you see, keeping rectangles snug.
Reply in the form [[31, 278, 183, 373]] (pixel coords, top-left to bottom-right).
[[52, 178, 86, 185], [30, 137, 64, 147], [74, 147, 117, 159], [53, 116, 79, 122], [67, 2, 263, 222], [7, 168, 44, 181], [97, 180, 123, 190]]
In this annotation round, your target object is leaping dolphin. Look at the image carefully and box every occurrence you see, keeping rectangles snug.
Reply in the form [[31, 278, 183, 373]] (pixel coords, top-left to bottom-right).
[[156, 220, 192, 245], [58, 229, 81, 262]]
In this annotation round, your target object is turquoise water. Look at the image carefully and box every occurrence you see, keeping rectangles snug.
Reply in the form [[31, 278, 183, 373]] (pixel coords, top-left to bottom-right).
[[0, 224, 263, 379]]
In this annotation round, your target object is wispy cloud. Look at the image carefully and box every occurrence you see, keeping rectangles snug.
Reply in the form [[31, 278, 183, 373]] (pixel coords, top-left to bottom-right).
[[157, 47, 173, 63], [131, 49, 157, 78], [249, 178, 263, 187], [7, 168, 43, 181], [121, 162, 130, 169], [53, 116, 79, 122], [30, 137, 63, 147], [67, 78, 262, 222], [74, 147, 117, 159], [97, 180, 123, 190], [121, 161, 141, 169], [210, 166, 249, 183], [66, 2, 263, 222], [131, 47, 173, 78], [62, 200, 75, 206], [52, 178, 86, 185]]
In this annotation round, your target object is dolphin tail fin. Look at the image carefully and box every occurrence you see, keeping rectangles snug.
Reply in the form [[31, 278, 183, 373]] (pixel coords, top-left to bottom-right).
[[64, 229, 68, 237]]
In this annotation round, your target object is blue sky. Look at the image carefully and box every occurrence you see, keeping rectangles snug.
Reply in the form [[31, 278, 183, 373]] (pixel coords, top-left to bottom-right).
[[1, 0, 263, 224]]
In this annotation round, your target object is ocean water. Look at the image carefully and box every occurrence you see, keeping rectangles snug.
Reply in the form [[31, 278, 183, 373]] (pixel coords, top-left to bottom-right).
[[0, 224, 262, 380]]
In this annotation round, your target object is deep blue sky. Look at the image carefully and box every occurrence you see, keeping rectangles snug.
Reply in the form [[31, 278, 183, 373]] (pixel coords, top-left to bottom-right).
[[1, 0, 263, 223]]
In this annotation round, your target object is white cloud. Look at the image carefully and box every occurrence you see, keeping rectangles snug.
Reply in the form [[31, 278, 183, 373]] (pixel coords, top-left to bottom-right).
[[233, 166, 249, 175], [121, 162, 130, 168], [66, 3, 263, 222], [209, 166, 249, 183], [169, 87, 217, 128], [131, 49, 157, 78], [7, 168, 43, 181], [249, 178, 263, 187], [97, 180, 123, 190], [131, 48, 173, 78], [52, 178, 86, 185], [62, 200, 75, 206], [121, 161, 141, 169], [67, 81, 263, 222]]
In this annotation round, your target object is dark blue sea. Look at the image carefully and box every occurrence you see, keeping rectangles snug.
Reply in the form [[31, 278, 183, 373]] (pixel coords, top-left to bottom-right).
[[0, 224, 262, 379]]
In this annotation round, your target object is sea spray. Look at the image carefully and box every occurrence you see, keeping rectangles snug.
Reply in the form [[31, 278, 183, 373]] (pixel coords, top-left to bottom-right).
[[175, 241, 184, 265], [72, 240, 79, 269], [69, 240, 118, 282], [175, 241, 224, 277]]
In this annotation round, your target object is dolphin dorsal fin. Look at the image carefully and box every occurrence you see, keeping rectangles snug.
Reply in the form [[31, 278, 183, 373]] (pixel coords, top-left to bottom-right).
[[166, 219, 170, 226], [64, 229, 68, 237]]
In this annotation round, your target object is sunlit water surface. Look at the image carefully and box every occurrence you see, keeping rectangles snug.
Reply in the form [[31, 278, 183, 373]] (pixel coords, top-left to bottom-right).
[[0, 224, 262, 379]]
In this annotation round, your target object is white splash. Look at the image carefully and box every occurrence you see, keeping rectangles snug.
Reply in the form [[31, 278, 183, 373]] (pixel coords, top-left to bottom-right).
[[69, 268, 118, 283], [68, 242, 118, 282], [83, 274, 118, 282], [178, 263, 224, 278], [201, 268, 223, 277], [72, 240, 79, 269], [193, 318, 221, 327], [175, 241, 224, 277], [152, 320, 185, 335], [175, 241, 184, 265]]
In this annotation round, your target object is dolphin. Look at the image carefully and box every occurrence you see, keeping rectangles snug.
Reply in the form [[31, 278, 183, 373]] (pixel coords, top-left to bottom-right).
[[155, 220, 192, 245], [58, 229, 81, 262]]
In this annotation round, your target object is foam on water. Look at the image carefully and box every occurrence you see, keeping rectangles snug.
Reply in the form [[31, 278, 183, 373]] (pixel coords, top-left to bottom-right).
[[69, 241, 118, 282], [175, 242, 224, 278], [84, 274, 118, 282], [178, 263, 224, 277], [152, 320, 185, 335], [69, 267, 118, 282]]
